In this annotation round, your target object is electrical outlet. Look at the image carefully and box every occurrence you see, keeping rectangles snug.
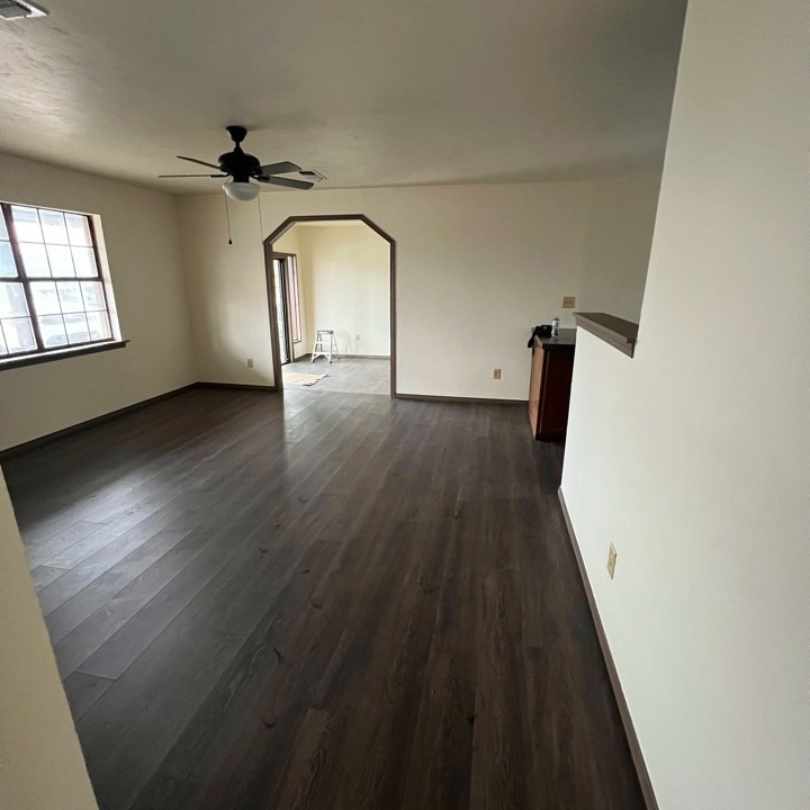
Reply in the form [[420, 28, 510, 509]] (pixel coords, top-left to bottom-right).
[[607, 543, 618, 579], [493, 368, 502, 380], [562, 295, 576, 309], [246, 358, 254, 369]]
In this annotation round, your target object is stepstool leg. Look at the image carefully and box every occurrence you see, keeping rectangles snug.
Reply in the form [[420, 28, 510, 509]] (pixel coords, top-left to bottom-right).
[[312, 331, 324, 362]]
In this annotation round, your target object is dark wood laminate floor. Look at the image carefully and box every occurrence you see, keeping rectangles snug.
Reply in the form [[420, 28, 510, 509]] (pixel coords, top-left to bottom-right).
[[3, 387, 644, 810]]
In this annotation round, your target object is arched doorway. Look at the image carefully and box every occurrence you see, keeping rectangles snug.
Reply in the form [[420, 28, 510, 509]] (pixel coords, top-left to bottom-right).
[[263, 214, 396, 397]]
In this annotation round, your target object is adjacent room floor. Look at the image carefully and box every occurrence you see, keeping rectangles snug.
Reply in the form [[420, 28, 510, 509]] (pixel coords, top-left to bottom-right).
[[3, 387, 644, 810], [282, 355, 390, 396]]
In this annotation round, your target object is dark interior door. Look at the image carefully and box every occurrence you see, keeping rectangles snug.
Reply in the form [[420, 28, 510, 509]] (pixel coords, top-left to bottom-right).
[[272, 258, 291, 365]]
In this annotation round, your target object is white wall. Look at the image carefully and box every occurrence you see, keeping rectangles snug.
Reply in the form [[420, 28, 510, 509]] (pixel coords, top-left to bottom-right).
[[295, 224, 389, 357], [178, 171, 660, 399], [560, 0, 809, 808], [0, 471, 98, 809], [0, 153, 195, 451]]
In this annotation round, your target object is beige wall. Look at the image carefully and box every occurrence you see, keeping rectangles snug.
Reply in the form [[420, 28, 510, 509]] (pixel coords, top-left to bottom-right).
[[0, 471, 98, 809], [178, 172, 660, 399], [560, 0, 808, 807], [294, 224, 390, 357], [0, 153, 196, 451]]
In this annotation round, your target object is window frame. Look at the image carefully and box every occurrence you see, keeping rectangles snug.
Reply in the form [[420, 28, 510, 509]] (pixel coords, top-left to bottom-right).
[[0, 201, 123, 368]]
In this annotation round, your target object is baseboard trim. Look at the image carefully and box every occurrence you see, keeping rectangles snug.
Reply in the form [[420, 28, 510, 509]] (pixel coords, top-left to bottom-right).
[[194, 382, 277, 392], [557, 488, 659, 810], [395, 393, 526, 406], [0, 383, 198, 461]]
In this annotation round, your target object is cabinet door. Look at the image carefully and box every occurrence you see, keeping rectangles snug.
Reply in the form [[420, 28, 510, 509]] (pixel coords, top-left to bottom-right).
[[528, 345, 545, 437], [537, 349, 574, 439]]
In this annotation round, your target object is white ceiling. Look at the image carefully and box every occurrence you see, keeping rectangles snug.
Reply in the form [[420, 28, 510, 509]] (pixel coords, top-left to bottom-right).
[[0, 0, 686, 194]]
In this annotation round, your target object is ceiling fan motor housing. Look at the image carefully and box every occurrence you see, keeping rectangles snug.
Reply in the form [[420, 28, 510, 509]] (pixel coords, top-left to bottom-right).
[[218, 148, 260, 183], [219, 126, 260, 182]]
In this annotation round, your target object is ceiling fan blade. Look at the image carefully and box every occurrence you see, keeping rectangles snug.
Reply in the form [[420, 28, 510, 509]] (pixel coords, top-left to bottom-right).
[[259, 161, 302, 176], [158, 173, 227, 178], [257, 175, 314, 190], [177, 155, 223, 171]]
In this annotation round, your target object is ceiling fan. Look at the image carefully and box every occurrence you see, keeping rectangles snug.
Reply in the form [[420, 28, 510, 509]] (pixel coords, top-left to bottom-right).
[[158, 125, 319, 201]]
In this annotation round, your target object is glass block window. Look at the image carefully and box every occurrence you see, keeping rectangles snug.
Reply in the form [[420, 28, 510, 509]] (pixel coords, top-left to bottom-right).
[[0, 202, 118, 360]]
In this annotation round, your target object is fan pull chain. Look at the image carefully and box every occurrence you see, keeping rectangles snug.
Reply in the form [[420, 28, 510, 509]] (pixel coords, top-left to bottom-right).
[[223, 193, 233, 245]]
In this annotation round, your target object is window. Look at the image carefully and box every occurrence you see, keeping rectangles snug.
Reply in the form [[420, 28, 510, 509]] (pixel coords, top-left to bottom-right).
[[286, 255, 302, 344], [0, 202, 119, 361]]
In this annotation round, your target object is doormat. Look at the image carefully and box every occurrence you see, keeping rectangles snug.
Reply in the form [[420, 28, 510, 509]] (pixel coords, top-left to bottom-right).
[[285, 372, 329, 387]]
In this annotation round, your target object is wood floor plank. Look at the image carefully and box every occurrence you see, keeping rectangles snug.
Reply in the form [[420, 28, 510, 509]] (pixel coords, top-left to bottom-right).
[[29, 563, 69, 591], [4, 387, 647, 810], [54, 531, 216, 678], [35, 506, 199, 617], [45, 527, 193, 644], [62, 670, 116, 724], [25, 519, 107, 563]]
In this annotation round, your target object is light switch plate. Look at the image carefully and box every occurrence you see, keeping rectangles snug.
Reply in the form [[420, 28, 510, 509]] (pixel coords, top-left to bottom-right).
[[562, 296, 576, 309]]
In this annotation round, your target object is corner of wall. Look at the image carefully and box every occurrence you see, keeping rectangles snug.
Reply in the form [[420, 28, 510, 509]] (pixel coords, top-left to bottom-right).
[[172, 193, 203, 383]]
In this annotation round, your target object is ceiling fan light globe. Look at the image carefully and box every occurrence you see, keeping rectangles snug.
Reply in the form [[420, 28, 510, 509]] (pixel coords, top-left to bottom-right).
[[223, 180, 259, 202]]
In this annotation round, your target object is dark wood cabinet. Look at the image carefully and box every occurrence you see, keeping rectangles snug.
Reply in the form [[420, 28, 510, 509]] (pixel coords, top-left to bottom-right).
[[528, 330, 575, 441]]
